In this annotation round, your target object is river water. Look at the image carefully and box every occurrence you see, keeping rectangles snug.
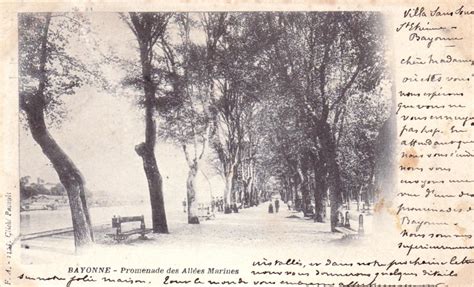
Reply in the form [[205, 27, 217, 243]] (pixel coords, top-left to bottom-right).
[[20, 204, 185, 235]]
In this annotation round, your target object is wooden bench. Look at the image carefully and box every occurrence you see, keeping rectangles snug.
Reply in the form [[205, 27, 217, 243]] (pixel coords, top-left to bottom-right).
[[107, 215, 152, 242]]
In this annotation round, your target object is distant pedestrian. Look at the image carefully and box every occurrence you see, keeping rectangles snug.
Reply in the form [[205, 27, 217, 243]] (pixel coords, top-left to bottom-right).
[[211, 197, 216, 212], [275, 199, 280, 213], [182, 199, 187, 213], [268, 203, 274, 213], [218, 198, 224, 212]]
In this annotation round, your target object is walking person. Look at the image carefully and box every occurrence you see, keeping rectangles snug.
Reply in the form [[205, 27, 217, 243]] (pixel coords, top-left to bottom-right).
[[211, 196, 216, 213], [219, 197, 224, 212], [268, 202, 274, 213], [275, 199, 280, 213]]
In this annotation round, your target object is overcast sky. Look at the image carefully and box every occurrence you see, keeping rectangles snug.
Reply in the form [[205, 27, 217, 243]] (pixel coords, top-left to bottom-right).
[[19, 13, 223, 209]]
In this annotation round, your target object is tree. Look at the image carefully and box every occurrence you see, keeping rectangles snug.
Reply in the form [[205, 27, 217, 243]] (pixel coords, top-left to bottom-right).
[[20, 176, 35, 200], [158, 13, 219, 224], [267, 12, 387, 231], [122, 12, 173, 233], [19, 13, 95, 249], [210, 13, 273, 213]]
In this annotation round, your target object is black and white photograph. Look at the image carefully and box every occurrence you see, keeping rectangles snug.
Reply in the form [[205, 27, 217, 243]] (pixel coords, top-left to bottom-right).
[[18, 11, 395, 264]]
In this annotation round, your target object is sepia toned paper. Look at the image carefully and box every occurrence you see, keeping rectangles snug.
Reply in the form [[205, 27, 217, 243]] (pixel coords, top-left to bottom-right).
[[0, 1, 473, 286]]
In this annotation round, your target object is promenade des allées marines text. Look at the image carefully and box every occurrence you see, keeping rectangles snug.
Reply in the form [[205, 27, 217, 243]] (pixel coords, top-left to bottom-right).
[[68, 266, 239, 275]]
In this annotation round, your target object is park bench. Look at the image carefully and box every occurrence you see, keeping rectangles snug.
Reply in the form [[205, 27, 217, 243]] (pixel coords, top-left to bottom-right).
[[107, 215, 152, 242], [334, 211, 364, 239]]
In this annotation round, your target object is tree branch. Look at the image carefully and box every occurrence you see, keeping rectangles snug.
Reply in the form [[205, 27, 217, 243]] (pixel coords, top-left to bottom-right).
[[182, 144, 193, 167], [36, 13, 52, 103], [330, 56, 363, 110]]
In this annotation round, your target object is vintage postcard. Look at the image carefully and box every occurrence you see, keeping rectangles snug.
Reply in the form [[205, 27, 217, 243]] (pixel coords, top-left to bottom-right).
[[0, 1, 473, 286]]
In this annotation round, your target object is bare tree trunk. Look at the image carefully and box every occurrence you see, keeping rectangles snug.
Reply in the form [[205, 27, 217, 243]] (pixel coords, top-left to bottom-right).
[[246, 178, 253, 207], [24, 104, 93, 249], [356, 185, 362, 211], [311, 152, 327, 223], [318, 121, 344, 232], [347, 188, 352, 210], [298, 165, 310, 217], [223, 171, 234, 213], [186, 163, 199, 224], [250, 184, 258, 206], [313, 183, 326, 222], [135, 43, 168, 233], [231, 172, 239, 209], [182, 140, 209, 224], [297, 157, 312, 215], [135, 143, 168, 233], [284, 176, 292, 207], [292, 175, 299, 210]]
